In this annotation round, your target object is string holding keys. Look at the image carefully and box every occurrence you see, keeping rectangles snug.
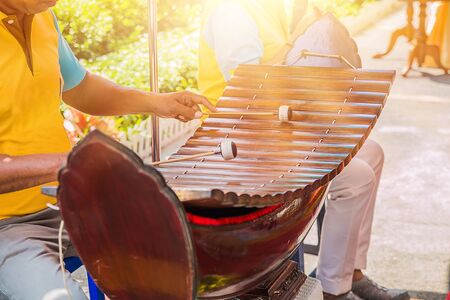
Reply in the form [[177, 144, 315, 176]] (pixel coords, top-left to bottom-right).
[[151, 140, 238, 166]]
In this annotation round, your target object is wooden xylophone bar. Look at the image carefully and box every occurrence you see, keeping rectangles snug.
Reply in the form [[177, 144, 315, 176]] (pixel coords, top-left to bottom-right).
[[212, 102, 382, 115], [193, 128, 364, 143], [229, 76, 392, 93], [234, 64, 396, 81]]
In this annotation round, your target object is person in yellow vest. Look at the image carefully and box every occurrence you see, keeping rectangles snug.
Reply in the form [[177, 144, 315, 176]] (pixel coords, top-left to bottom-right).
[[198, 1, 410, 300], [0, 0, 214, 298], [425, 2, 450, 68]]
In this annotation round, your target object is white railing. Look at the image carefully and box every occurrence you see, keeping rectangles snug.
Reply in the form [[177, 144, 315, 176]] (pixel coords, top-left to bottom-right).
[[121, 118, 200, 162]]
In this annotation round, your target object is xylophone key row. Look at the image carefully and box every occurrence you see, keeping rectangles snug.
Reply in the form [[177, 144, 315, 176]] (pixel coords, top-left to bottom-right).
[[234, 64, 396, 81], [201, 105, 292, 123], [228, 76, 392, 93]]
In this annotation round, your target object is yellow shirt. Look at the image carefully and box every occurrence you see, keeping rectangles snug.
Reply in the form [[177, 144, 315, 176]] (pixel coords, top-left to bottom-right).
[[0, 10, 71, 219], [198, 0, 290, 106], [425, 2, 450, 68]]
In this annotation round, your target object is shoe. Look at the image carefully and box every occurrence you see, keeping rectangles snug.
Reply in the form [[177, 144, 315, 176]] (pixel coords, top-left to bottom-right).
[[324, 291, 363, 300], [352, 276, 410, 300]]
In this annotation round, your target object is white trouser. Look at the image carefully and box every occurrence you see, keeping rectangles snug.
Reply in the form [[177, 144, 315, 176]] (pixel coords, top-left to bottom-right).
[[316, 139, 384, 295]]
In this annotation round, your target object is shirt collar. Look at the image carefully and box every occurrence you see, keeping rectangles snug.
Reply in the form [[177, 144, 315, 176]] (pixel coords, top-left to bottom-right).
[[0, 13, 18, 29], [0, 10, 37, 21], [0, 10, 8, 21]]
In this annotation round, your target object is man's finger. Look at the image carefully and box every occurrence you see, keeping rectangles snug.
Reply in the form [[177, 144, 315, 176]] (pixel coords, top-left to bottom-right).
[[194, 111, 203, 119], [173, 102, 196, 121], [186, 92, 216, 112], [176, 115, 188, 122], [192, 104, 201, 112]]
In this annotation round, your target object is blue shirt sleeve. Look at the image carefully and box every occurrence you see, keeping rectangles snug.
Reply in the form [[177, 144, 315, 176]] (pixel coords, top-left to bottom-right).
[[51, 11, 87, 92]]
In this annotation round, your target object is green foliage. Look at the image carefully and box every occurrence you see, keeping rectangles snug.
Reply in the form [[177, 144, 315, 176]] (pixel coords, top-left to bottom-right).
[[82, 29, 199, 133], [54, 0, 146, 60], [156, 0, 203, 31], [310, 0, 374, 17], [54, 0, 202, 60]]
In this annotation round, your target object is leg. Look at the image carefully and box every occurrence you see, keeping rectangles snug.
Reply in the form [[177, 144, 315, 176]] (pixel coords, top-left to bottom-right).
[[418, 44, 426, 67], [373, 26, 410, 59], [316, 157, 377, 296], [402, 44, 418, 77], [373, 0, 414, 59], [0, 212, 87, 300], [425, 44, 449, 74], [350, 142, 410, 300], [291, 244, 305, 273], [352, 140, 385, 270]]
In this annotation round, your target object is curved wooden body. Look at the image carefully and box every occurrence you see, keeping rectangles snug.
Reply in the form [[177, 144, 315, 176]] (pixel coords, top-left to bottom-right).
[[58, 131, 327, 299], [192, 186, 327, 298], [58, 132, 197, 300]]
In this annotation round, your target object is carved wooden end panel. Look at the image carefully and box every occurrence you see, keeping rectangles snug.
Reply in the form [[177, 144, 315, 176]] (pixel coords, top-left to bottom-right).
[[58, 130, 196, 300]]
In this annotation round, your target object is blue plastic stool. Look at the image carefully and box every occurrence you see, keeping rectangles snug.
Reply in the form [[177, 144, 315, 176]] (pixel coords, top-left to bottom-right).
[[291, 205, 326, 276], [64, 257, 105, 300]]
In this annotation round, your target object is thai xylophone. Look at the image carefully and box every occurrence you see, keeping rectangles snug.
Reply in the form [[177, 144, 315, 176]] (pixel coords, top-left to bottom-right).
[[156, 64, 394, 207], [56, 63, 395, 300]]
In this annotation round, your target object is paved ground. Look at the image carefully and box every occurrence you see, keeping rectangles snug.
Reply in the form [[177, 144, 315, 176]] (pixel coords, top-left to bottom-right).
[[304, 6, 450, 300]]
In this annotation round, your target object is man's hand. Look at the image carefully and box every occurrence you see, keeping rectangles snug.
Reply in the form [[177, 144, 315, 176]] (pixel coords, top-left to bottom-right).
[[63, 72, 215, 122], [152, 91, 216, 122]]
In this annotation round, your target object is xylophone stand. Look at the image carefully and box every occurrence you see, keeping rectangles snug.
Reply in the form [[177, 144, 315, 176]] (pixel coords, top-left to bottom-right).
[[234, 260, 323, 300]]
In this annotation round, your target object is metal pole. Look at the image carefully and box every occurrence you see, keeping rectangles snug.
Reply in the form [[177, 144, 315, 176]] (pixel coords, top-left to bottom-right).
[[148, 0, 160, 162]]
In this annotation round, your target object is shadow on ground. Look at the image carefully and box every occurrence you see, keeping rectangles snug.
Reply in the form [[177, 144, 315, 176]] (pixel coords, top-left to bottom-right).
[[420, 72, 450, 85], [411, 264, 450, 299], [409, 290, 448, 300]]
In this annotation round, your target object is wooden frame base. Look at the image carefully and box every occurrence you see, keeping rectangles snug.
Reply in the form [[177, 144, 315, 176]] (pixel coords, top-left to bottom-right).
[[402, 0, 449, 77], [235, 261, 307, 300], [402, 43, 449, 76]]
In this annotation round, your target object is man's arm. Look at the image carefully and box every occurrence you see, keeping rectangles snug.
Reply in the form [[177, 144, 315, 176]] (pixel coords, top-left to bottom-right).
[[62, 72, 213, 121], [54, 13, 213, 121], [0, 153, 66, 194]]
